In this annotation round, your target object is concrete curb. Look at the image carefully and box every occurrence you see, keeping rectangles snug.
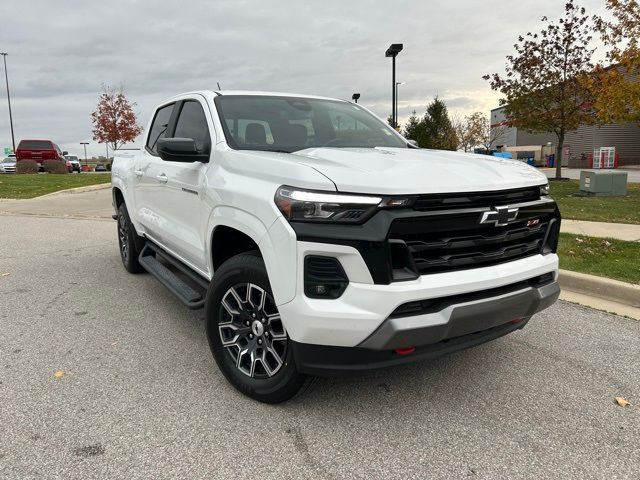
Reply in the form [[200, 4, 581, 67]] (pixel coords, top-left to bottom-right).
[[558, 269, 640, 308], [38, 183, 111, 198]]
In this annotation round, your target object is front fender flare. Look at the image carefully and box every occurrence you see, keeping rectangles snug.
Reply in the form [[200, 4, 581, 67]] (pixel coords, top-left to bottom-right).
[[206, 207, 296, 306]]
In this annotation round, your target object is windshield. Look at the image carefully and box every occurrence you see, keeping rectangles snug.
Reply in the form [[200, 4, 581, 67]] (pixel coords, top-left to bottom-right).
[[66, 156, 79, 161], [215, 95, 407, 153]]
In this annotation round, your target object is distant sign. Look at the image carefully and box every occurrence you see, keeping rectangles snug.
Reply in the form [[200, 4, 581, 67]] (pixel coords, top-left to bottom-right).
[[3, 147, 12, 156]]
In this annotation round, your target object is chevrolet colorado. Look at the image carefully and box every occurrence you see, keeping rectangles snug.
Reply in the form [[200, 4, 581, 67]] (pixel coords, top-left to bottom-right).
[[111, 91, 560, 403]]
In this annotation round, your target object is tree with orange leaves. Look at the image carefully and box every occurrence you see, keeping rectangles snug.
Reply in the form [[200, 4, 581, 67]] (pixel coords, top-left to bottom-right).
[[91, 85, 143, 151], [484, 1, 596, 180], [592, 0, 640, 125]]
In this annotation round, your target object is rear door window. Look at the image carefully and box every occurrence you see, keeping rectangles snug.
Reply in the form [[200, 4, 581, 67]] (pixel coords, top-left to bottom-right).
[[146, 103, 175, 155], [173, 101, 211, 152]]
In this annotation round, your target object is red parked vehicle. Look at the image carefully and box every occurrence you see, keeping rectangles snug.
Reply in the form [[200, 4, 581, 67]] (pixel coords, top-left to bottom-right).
[[16, 140, 71, 172]]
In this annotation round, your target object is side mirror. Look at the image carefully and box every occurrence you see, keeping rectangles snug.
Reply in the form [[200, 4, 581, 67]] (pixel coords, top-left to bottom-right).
[[62, 151, 68, 155], [407, 139, 418, 147], [157, 138, 209, 163]]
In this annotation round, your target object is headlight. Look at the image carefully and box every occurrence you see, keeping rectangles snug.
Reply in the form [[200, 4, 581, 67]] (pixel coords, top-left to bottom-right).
[[274, 186, 412, 223], [540, 183, 550, 196]]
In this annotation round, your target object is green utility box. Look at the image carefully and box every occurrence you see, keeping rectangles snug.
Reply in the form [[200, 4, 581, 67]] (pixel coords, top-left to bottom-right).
[[579, 170, 628, 196]]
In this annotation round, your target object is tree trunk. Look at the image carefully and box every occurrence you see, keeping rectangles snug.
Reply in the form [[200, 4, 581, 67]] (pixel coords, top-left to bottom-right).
[[555, 130, 565, 180]]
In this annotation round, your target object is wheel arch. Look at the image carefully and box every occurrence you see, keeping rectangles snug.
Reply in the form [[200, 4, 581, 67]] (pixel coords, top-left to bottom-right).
[[206, 207, 296, 306], [112, 186, 125, 209], [112, 184, 145, 250], [206, 207, 268, 272], [210, 225, 261, 270]]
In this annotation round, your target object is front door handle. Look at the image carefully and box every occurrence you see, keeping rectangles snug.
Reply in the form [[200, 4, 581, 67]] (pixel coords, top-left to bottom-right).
[[156, 173, 168, 183], [134, 169, 143, 177]]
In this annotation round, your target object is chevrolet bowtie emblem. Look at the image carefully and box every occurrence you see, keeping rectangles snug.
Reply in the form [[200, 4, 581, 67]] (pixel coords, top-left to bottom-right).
[[479, 206, 519, 226]]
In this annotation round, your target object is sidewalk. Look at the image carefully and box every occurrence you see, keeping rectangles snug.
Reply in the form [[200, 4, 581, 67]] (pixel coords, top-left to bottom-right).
[[541, 167, 640, 182], [560, 219, 640, 242], [0, 188, 113, 219]]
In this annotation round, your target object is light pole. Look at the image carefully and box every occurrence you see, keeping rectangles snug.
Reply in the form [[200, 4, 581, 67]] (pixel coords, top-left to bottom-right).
[[385, 44, 403, 128], [0, 52, 16, 153], [395, 82, 405, 129], [105, 143, 109, 162], [351, 93, 360, 103], [80, 142, 89, 166]]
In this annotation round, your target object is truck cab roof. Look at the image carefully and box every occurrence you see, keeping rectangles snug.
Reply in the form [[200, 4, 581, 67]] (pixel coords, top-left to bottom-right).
[[164, 90, 349, 103]]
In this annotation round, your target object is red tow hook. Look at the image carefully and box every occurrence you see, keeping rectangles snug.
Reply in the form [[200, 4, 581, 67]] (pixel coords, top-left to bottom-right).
[[394, 347, 416, 356]]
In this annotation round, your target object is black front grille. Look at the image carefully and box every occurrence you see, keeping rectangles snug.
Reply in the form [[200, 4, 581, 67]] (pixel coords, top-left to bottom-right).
[[389, 203, 557, 276], [413, 187, 540, 211]]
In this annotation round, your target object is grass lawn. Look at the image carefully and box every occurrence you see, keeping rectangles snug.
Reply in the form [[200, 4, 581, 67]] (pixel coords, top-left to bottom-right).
[[0, 173, 111, 199], [558, 233, 640, 284], [550, 180, 640, 225]]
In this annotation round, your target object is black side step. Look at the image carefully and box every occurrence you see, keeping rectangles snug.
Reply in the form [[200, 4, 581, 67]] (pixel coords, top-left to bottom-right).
[[138, 244, 208, 309]]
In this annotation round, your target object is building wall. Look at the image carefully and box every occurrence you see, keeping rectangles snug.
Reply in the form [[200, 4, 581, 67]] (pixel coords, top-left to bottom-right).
[[490, 107, 516, 148], [516, 130, 556, 148], [564, 123, 640, 167], [490, 106, 640, 167]]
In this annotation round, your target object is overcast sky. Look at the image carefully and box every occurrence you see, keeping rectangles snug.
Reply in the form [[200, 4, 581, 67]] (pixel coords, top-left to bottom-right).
[[0, 0, 609, 157]]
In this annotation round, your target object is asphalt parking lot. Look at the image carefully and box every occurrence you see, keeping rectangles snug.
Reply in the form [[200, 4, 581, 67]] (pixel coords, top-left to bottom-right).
[[1, 214, 639, 479]]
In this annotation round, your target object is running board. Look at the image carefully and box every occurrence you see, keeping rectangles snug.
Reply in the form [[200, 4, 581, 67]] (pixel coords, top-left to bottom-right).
[[138, 244, 208, 310]]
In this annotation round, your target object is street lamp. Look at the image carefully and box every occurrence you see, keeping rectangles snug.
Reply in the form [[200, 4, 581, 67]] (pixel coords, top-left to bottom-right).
[[0, 52, 16, 153], [351, 93, 360, 103], [395, 82, 405, 128], [385, 43, 403, 128], [80, 142, 89, 166]]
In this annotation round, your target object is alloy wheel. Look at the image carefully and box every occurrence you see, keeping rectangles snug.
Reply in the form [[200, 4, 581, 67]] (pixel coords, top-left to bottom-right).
[[118, 213, 129, 261], [218, 283, 288, 378]]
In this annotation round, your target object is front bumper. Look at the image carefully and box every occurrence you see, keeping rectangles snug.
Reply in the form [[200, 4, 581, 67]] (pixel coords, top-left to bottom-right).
[[359, 278, 559, 350], [292, 279, 559, 375], [278, 245, 559, 347], [293, 320, 526, 376]]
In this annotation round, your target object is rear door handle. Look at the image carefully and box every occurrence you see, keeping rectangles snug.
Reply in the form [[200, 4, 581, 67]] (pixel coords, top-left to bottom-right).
[[134, 169, 143, 177], [156, 173, 168, 183]]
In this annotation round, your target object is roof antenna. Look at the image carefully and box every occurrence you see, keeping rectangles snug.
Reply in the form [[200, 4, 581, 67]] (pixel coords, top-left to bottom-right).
[[217, 82, 222, 90]]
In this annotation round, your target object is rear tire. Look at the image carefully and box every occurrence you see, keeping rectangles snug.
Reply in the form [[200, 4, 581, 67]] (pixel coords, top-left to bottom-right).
[[205, 253, 310, 403], [117, 202, 144, 274]]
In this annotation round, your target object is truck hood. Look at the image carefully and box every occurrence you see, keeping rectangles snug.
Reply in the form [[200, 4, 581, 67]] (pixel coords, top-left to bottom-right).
[[289, 147, 548, 195]]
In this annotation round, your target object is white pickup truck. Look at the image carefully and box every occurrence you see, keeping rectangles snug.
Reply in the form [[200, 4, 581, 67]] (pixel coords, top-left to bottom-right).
[[112, 90, 560, 403]]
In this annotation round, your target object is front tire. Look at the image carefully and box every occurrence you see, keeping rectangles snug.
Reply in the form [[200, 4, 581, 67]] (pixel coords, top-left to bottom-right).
[[117, 202, 144, 274], [205, 253, 310, 403]]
